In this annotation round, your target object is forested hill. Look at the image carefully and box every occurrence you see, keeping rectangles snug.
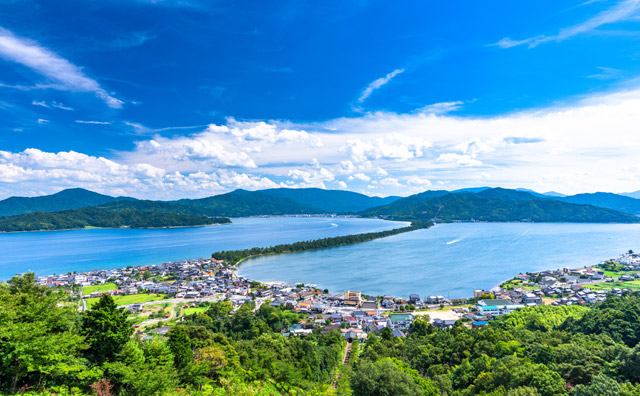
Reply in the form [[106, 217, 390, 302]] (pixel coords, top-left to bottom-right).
[[4, 186, 640, 221], [0, 207, 230, 232], [258, 188, 401, 213], [361, 190, 640, 223], [172, 189, 323, 216], [0, 188, 401, 217], [557, 192, 640, 215], [0, 188, 133, 217]]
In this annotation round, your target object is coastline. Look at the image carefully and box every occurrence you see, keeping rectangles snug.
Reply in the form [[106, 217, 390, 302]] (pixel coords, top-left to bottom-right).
[[0, 222, 230, 234]]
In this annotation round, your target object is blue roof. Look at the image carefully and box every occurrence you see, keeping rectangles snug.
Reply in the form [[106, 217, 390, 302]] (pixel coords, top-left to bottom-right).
[[473, 321, 488, 326]]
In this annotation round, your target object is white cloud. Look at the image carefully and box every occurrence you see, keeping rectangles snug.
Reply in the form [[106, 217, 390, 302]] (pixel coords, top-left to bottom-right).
[[0, 27, 123, 108], [348, 173, 371, 182], [6, 85, 640, 198], [358, 68, 404, 103], [51, 101, 73, 111], [343, 134, 432, 163], [76, 120, 112, 125], [418, 101, 464, 115], [405, 176, 432, 186], [494, 0, 640, 48], [32, 99, 74, 110], [32, 100, 48, 108], [37, 118, 48, 124]]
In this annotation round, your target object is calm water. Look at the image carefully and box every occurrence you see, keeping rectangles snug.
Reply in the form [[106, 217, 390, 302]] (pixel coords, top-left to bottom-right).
[[238, 223, 640, 299], [0, 217, 403, 281]]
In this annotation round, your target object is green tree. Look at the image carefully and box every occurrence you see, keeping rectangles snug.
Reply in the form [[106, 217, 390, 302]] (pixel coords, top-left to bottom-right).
[[381, 326, 393, 340], [167, 326, 194, 371], [82, 294, 133, 364], [0, 273, 87, 393], [351, 358, 426, 396]]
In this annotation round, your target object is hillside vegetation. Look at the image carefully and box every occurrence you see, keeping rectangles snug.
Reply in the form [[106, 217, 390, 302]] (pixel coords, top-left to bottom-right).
[[0, 188, 133, 217], [0, 207, 230, 232], [361, 190, 640, 223], [6, 275, 640, 394]]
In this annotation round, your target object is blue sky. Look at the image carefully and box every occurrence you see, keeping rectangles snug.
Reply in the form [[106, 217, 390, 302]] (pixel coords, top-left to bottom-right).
[[1, 0, 640, 199]]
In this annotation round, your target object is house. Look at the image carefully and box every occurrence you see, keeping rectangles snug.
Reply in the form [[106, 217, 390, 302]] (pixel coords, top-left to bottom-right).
[[391, 329, 406, 338], [433, 318, 456, 329], [381, 299, 395, 309], [522, 293, 542, 305], [344, 290, 362, 307], [426, 295, 445, 304], [388, 313, 414, 330], [361, 301, 378, 310], [341, 328, 363, 342], [409, 294, 421, 303]]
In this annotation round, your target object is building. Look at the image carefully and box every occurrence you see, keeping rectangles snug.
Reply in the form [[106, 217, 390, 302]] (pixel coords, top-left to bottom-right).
[[476, 299, 524, 317], [388, 313, 414, 330], [344, 290, 362, 307], [522, 293, 542, 305]]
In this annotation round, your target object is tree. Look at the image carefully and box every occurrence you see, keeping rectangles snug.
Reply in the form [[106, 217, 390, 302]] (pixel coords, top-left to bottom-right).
[[381, 326, 393, 340], [167, 326, 193, 371], [573, 373, 624, 396], [142, 270, 151, 280], [0, 273, 87, 393], [351, 358, 426, 396], [82, 294, 133, 364]]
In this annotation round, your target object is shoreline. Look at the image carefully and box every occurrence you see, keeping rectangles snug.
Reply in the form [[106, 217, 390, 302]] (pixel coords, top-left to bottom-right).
[[3, 219, 636, 304], [0, 222, 231, 234]]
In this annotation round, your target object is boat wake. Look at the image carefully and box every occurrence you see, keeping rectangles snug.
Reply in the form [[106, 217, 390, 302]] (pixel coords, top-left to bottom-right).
[[446, 238, 463, 245], [330, 223, 338, 227]]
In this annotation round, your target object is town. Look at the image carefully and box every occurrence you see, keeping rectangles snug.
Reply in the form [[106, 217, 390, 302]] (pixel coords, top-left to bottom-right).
[[33, 249, 640, 342]]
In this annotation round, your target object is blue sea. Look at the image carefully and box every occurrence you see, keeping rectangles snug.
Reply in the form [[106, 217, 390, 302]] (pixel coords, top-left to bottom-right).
[[0, 217, 402, 281], [2, 219, 640, 298], [237, 222, 640, 298]]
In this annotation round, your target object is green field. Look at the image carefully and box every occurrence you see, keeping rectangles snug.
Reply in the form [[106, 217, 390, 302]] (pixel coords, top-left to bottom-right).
[[82, 282, 118, 294], [588, 280, 640, 291], [183, 306, 208, 316], [86, 293, 167, 308]]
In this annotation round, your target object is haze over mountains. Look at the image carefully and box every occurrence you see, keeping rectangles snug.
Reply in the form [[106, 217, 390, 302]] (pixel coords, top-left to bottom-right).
[[0, 186, 639, 232]]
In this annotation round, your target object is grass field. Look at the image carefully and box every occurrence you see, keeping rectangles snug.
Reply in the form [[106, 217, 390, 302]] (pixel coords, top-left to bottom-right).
[[86, 293, 167, 308], [589, 280, 640, 291], [183, 307, 208, 316], [82, 282, 118, 294]]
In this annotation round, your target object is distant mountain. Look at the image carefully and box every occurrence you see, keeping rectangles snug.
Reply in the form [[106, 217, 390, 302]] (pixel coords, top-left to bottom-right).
[[452, 187, 491, 194], [542, 191, 566, 197], [258, 188, 400, 213], [0, 188, 133, 217], [99, 200, 206, 216], [621, 191, 640, 199], [558, 192, 640, 215], [0, 207, 230, 232], [361, 188, 640, 223], [476, 187, 545, 201], [173, 190, 323, 217]]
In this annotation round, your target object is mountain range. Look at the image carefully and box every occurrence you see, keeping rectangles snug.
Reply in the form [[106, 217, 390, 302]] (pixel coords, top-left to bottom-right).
[[1, 186, 639, 231]]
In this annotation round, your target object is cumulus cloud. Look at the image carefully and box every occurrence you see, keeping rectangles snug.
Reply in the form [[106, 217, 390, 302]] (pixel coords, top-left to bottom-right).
[[0, 27, 123, 108], [5, 85, 640, 198], [343, 134, 432, 163]]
